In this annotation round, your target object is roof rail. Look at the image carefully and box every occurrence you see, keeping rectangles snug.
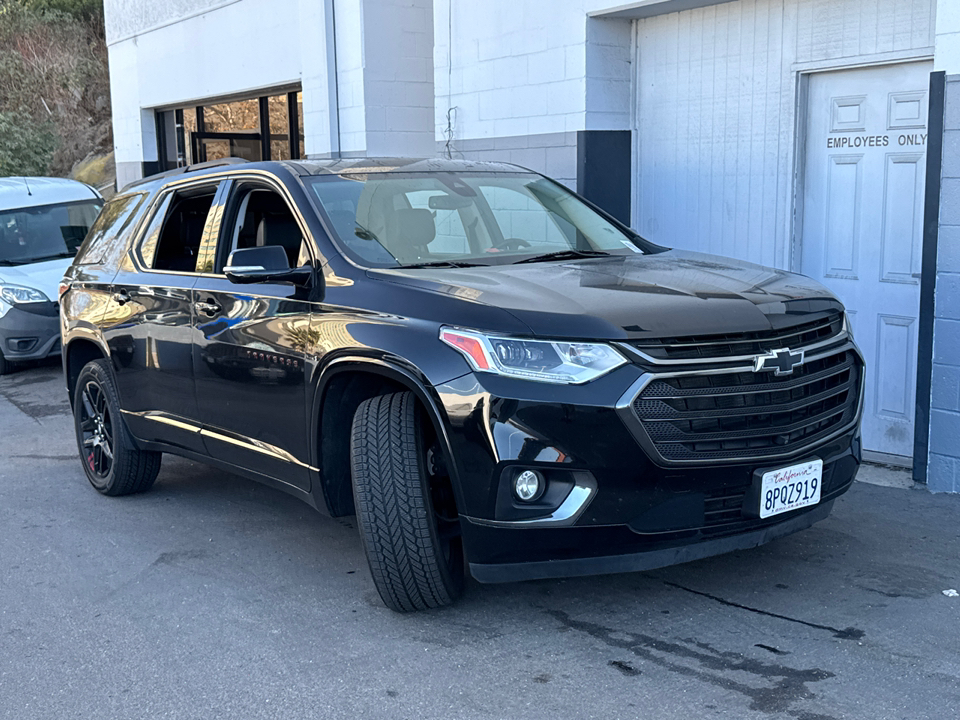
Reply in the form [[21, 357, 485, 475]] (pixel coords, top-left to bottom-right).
[[121, 157, 250, 192], [184, 157, 250, 172]]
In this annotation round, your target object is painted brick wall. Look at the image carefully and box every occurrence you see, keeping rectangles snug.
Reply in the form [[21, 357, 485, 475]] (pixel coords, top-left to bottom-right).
[[432, 1, 632, 185], [634, 0, 936, 268], [936, 0, 960, 74], [929, 74, 960, 492]]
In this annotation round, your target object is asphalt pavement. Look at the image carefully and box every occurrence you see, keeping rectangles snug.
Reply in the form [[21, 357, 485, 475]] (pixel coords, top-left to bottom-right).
[[2, 360, 959, 720]]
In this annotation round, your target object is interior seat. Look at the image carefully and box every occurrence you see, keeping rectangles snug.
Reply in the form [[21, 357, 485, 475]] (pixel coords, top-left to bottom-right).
[[256, 214, 303, 267], [391, 208, 436, 261]]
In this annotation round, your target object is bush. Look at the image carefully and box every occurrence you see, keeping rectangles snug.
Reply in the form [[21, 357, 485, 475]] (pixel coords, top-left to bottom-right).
[[0, 108, 56, 175], [0, 1, 110, 176]]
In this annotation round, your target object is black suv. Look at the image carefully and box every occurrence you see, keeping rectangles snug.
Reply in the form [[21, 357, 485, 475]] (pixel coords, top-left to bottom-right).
[[60, 158, 864, 612]]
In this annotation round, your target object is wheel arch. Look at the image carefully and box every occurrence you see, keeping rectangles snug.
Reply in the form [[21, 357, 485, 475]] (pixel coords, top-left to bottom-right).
[[310, 357, 463, 518], [64, 335, 110, 408]]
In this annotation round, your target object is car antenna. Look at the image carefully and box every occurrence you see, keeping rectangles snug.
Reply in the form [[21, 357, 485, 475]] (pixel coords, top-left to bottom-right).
[[22, 177, 32, 196]]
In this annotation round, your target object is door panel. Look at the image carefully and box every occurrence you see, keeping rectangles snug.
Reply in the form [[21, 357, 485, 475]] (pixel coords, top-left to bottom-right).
[[106, 181, 223, 451], [824, 155, 861, 278], [105, 270, 203, 452], [800, 61, 931, 459], [192, 278, 312, 489]]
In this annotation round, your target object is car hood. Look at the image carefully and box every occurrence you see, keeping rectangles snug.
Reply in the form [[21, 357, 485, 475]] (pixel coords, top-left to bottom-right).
[[370, 250, 843, 340], [0, 257, 72, 303]]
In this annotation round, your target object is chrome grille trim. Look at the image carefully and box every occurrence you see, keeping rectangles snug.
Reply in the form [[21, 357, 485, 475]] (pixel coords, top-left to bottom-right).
[[619, 313, 848, 367], [615, 341, 865, 466]]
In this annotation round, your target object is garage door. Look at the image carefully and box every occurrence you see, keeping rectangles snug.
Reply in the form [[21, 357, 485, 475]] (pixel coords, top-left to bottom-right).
[[799, 61, 932, 461]]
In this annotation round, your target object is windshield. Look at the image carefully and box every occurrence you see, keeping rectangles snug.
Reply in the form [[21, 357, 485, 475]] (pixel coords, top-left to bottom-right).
[[304, 172, 652, 268], [0, 199, 102, 266]]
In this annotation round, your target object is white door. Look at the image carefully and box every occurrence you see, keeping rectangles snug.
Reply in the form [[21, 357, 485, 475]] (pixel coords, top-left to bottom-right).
[[800, 61, 931, 460]]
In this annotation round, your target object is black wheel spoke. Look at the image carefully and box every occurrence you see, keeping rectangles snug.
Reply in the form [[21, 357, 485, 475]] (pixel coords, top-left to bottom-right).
[[81, 387, 96, 418]]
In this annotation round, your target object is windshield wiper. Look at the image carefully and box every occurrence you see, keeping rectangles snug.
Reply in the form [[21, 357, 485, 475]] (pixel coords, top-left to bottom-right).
[[19, 252, 75, 263], [401, 259, 484, 269], [512, 249, 611, 264]]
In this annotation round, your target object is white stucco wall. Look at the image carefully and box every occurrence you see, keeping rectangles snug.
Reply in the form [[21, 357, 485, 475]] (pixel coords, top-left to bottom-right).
[[105, 0, 433, 187], [935, 0, 960, 73], [633, 0, 936, 267]]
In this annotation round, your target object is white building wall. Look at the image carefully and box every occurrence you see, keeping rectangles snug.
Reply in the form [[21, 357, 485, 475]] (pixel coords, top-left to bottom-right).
[[299, 0, 339, 159], [433, 0, 636, 188], [105, 0, 433, 186], [106, 0, 304, 187], [634, 0, 936, 268], [358, 0, 435, 157], [935, 0, 960, 73]]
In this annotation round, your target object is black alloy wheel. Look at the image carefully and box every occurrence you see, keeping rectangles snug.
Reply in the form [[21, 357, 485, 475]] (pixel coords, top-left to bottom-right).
[[73, 359, 161, 495], [79, 379, 114, 479]]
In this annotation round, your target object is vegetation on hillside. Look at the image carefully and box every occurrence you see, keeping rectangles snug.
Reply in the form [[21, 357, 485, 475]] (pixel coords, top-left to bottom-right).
[[0, 0, 111, 178]]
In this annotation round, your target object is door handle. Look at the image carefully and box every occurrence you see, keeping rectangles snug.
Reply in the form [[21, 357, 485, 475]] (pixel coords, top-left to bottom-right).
[[194, 300, 221, 316], [112, 290, 130, 305]]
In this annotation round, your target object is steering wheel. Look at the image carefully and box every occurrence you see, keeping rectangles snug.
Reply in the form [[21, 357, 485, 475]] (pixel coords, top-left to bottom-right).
[[490, 237, 531, 252]]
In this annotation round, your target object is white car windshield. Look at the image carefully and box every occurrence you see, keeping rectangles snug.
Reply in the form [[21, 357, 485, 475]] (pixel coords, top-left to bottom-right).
[[305, 172, 652, 268], [0, 200, 102, 266]]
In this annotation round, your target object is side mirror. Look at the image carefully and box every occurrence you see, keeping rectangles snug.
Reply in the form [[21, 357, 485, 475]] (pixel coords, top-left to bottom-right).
[[224, 245, 312, 287]]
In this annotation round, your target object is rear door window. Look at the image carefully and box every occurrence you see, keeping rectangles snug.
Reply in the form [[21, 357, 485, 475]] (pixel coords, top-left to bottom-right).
[[138, 185, 219, 273]]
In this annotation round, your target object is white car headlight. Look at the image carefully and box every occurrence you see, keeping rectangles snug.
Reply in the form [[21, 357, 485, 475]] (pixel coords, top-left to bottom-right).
[[0, 284, 49, 304], [440, 327, 626, 384]]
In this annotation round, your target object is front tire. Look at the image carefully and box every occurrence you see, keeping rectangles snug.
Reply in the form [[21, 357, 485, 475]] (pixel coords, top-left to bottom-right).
[[350, 391, 464, 612], [74, 359, 161, 496]]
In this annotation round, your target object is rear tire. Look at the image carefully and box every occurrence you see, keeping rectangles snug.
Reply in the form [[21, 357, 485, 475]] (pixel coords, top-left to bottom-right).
[[350, 391, 464, 612], [74, 359, 161, 496]]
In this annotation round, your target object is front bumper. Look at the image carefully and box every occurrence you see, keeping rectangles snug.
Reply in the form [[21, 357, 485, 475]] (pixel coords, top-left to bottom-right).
[[0, 301, 61, 361], [434, 342, 862, 583], [469, 499, 835, 583]]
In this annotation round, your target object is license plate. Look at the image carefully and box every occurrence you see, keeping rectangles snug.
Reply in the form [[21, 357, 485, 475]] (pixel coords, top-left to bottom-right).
[[759, 459, 823, 519]]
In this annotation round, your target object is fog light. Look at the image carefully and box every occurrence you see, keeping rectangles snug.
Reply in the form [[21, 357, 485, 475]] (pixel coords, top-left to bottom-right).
[[514, 470, 544, 502]]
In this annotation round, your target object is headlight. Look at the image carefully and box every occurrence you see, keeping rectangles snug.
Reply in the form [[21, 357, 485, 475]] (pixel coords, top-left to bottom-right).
[[440, 327, 626, 384], [0, 285, 49, 304]]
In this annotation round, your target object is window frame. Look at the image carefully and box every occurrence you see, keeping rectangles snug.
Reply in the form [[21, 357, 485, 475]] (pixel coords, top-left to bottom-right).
[[133, 179, 225, 276], [207, 175, 318, 276]]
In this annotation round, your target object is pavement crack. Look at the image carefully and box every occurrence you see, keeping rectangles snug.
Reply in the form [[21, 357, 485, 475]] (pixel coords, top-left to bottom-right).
[[756, 644, 790, 656], [546, 609, 836, 718], [661, 580, 865, 641]]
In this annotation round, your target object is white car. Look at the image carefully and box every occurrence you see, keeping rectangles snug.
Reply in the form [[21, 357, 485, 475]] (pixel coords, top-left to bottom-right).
[[0, 177, 103, 374]]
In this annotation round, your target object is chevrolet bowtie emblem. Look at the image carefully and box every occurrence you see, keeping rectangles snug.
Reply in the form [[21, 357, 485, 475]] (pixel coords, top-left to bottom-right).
[[753, 348, 804, 376]]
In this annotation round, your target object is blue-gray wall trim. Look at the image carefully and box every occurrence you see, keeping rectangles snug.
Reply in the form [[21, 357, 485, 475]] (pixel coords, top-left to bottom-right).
[[576, 130, 632, 226], [914, 71, 945, 484]]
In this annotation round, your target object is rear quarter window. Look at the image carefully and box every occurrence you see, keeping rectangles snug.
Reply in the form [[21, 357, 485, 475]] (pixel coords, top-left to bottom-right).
[[74, 193, 147, 266]]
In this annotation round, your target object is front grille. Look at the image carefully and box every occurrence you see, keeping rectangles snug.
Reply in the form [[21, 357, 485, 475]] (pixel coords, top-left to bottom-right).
[[704, 488, 747, 526], [631, 311, 842, 361], [632, 348, 862, 463], [699, 457, 854, 534]]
